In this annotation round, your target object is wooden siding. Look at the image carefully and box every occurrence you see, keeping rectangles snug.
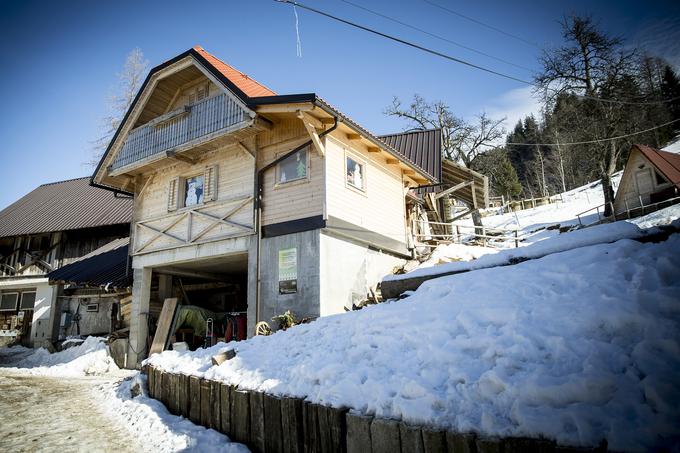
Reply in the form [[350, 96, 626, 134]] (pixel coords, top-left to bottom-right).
[[325, 134, 408, 245], [257, 118, 325, 226], [132, 143, 255, 254], [614, 148, 673, 213]]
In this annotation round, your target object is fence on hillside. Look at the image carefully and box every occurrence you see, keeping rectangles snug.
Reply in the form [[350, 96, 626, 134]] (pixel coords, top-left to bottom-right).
[[146, 366, 606, 453]]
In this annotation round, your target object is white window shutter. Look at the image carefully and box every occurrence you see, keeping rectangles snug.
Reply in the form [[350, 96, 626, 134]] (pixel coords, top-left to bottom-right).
[[204, 165, 218, 202], [167, 177, 180, 211]]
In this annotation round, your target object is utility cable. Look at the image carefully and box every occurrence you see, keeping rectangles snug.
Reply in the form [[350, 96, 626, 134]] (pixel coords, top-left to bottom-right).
[[341, 0, 534, 72], [422, 0, 541, 48], [275, 0, 680, 106]]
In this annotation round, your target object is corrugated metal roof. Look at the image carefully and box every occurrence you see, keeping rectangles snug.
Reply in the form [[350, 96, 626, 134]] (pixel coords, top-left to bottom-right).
[[635, 144, 680, 189], [379, 129, 442, 182], [0, 177, 133, 238], [47, 237, 131, 289]]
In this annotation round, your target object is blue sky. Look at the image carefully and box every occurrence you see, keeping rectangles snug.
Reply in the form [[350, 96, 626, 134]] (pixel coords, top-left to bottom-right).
[[1, 0, 679, 210]]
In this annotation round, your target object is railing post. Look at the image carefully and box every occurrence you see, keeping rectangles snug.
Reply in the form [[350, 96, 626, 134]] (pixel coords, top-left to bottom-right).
[[514, 230, 518, 248]]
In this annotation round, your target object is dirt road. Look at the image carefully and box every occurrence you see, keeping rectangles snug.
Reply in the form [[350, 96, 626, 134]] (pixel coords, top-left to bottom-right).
[[0, 371, 142, 453]]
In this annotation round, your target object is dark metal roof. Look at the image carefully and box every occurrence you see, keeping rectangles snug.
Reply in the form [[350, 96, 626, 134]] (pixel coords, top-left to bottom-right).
[[48, 237, 131, 289], [0, 177, 132, 238], [379, 129, 442, 182]]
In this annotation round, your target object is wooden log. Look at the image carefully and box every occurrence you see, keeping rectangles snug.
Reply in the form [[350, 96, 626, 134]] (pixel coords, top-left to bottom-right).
[[189, 376, 202, 424], [200, 379, 212, 427], [346, 413, 373, 453], [421, 428, 446, 453], [178, 374, 190, 418], [317, 405, 332, 453], [263, 394, 283, 453], [505, 437, 556, 453], [161, 372, 172, 409], [168, 373, 179, 415], [281, 397, 304, 453], [302, 402, 320, 453], [446, 432, 477, 453], [219, 384, 232, 435], [325, 405, 348, 453], [231, 389, 251, 444], [399, 424, 424, 453], [212, 349, 236, 366], [250, 392, 266, 453], [370, 418, 401, 453], [476, 437, 504, 453], [147, 366, 155, 399], [210, 381, 221, 431]]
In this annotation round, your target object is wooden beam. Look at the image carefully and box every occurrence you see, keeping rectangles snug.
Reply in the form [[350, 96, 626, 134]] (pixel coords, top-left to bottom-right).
[[385, 158, 399, 165], [255, 103, 314, 114], [259, 134, 309, 153], [435, 180, 473, 200], [166, 152, 197, 165], [237, 141, 256, 159], [403, 169, 415, 176], [347, 133, 361, 141], [368, 146, 381, 153], [319, 117, 335, 125], [297, 110, 325, 157], [163, 87, 182, 114]]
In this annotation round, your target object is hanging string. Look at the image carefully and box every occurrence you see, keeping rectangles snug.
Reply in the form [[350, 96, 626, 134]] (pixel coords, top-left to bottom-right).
[[294, 5, 303, 57]]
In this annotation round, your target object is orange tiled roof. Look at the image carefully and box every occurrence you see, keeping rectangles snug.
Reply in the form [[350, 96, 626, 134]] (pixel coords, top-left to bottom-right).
[[193, 45, 276, 98]]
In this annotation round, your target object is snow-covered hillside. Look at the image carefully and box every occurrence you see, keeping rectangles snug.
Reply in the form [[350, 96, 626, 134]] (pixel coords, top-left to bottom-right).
[[147, 207, 680, 451]]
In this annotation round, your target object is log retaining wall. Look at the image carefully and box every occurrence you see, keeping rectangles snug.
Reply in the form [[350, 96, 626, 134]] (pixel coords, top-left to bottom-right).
[[146, 366, 606, 453]]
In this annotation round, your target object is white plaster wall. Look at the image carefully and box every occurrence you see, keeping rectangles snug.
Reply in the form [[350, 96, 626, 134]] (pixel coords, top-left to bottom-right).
[[319, 232, 405, 316], [0, 278, 56, 346]]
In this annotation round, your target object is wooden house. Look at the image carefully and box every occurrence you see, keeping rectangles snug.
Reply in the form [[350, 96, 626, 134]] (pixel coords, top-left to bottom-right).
[[0, 177, 132, 347], [613, 144, 680, 217], [91, 46, 441, 366]]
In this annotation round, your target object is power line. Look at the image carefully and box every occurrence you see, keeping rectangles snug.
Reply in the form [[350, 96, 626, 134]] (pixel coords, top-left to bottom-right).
[[503, 117, 680, 146], [276, 0, 534, 85], [276, 0, 680, 107], [422, 0, 541, 48], [341, 0, 534, 73]]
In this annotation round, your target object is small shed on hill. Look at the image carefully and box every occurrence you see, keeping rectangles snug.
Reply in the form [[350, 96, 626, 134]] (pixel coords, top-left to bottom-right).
[[613, 144, 680, 217]]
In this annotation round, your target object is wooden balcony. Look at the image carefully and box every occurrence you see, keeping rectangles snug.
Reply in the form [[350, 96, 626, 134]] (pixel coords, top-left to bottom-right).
[[109, 93, 259, 176]]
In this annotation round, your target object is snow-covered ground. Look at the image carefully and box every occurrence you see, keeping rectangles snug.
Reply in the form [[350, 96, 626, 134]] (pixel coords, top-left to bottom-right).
[[462, 171, 623, 248], [663, 135, 680, 154], [0, 336, 122, 377], [147, 208, 680, 450], [0, 337, 246, 452]]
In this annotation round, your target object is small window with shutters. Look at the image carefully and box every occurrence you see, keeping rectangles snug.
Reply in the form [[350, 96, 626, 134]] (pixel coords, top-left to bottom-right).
[[167, 165, 217, 212]]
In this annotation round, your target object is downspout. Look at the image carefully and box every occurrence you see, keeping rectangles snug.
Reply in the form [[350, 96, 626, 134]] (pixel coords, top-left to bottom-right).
[[253, 115, 339, 329]]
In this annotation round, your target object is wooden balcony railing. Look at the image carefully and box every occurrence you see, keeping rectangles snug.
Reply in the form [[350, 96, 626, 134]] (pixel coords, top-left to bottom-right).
[[110, 93, 250, 172]]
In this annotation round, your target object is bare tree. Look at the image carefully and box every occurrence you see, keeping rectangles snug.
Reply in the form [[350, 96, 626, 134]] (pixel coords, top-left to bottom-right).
[[535, 16, 639, 215], [386, 95, 506, 228], [89, 48, 148, 166]]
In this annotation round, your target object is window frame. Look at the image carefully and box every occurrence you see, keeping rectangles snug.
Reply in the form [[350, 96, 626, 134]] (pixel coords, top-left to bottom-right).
[[275, 147, 311, 187], [0, 292, 19, 312], [182, 173, 206, 208], [344, 150, 368, 194], [19, 291, 37, 311]]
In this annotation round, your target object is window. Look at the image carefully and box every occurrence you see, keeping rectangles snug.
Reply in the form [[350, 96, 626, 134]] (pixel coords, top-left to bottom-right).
[[655, 171, 666, 186], [0, 293, 18, 312], [278, 148, 308, 184], [19, 291, 36, 311], [346, 156, 365, 191], [184, 175, 204, 207]]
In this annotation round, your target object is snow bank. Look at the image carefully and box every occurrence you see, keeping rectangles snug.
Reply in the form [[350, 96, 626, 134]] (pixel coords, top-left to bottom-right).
[[92, 374, 247, 453], [147, 234, 680, 451], [417, 243, 498, 269], [663, 135, 680, 154], [1, 336, 120, 377], [384, 219, 645, 282], [627, 204, 680, 229]]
